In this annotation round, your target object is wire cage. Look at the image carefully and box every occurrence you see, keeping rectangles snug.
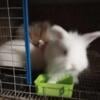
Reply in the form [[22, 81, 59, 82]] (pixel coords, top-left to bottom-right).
[[0, 0, 100, 100]]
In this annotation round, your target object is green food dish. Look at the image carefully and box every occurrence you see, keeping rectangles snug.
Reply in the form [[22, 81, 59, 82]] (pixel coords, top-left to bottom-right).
[[34, 74, 74, 98]]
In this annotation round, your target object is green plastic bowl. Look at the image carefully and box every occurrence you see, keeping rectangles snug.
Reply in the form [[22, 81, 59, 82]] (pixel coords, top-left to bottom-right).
[[34, 74, 74, 98]]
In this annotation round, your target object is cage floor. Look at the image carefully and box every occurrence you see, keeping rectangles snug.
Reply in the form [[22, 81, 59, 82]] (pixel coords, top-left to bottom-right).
[[0, 66, 100, 100], [0, 88, 100, 100]]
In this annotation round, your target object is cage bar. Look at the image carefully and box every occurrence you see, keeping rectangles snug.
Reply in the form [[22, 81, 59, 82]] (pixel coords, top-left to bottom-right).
[[23, 0, 32, 85]]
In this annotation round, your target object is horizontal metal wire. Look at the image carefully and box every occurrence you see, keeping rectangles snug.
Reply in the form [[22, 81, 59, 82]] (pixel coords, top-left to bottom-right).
[[1, 74, 26, 79], [0, 7, 22, 10], [0, 44, 25, 47], [0, 66, 25, 71], [0, 36, 24, 39], [0, 50, 26, 54], [0, 17, 23, 19], [0, 60, 25, 64], [0, 27, 23, 28]]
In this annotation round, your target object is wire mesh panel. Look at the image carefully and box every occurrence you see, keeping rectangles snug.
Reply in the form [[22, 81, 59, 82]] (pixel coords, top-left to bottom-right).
[[0, 0, 100, 100], [0, 0, 30, 99], [0, 0, 23, 45]]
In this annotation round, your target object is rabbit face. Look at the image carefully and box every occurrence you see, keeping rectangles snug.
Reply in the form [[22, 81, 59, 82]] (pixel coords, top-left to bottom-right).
[[45, 25, 100, 83]]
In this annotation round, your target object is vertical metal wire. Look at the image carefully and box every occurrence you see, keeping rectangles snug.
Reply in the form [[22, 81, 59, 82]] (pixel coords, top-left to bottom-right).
[[0, 80, 2, 96], [7, 0, 17, 97], [23, 0, 32, 85]]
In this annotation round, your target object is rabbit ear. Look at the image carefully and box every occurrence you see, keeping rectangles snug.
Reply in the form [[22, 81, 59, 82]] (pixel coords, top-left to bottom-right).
[[83, 31, 100, 46], [47, 25, 68, 41]]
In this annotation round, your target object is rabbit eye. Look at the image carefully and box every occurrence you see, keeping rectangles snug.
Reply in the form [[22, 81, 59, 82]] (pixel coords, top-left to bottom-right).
[[63, 49, 67, 55]]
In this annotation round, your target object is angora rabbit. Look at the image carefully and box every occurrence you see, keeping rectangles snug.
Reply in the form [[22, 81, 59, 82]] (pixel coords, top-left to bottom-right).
[[45, 25, 100, 84], [0, 40, 34, 67], [0, 40, 46, 70]]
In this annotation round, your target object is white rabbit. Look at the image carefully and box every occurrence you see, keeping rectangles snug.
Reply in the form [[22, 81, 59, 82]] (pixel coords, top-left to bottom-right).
[[0, 40, 34, 67], [0, 40, 46, 70], [1, 25, 100, 84], [45, 25, 100, 84]]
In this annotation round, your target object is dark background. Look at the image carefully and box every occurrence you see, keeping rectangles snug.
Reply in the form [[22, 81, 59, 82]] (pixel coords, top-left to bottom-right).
[[29, 2, 100, 52]]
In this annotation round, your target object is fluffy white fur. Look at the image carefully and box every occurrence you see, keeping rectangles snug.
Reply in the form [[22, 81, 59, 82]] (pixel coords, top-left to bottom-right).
[[0, 40, 46, 70], [0, 40, 34, 67], [0, 25, 100, 84], [45, 25, 100, 83]]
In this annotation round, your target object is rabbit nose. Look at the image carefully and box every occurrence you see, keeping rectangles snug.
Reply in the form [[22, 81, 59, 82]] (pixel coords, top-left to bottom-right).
[[33, 40, 44, 48], [38, 40, 45, 47], [66, 64, 76, 71]]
